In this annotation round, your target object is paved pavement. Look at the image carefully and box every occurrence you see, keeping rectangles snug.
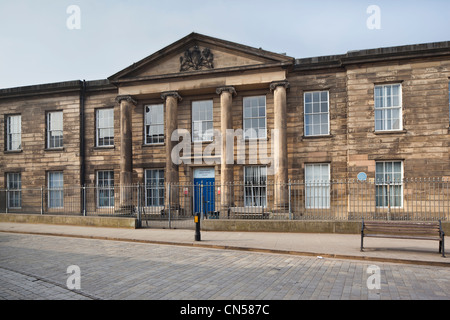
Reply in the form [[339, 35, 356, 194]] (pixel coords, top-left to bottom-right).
[[0, 222, 447, 267], [0, 222, 449, 303]]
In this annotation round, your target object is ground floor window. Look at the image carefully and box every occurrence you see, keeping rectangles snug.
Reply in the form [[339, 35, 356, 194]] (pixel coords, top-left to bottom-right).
[[244, 166, 267, 207], [48, 172, 63, 208], [97, 170, 114, 208], [7, 173, 21, 209], [145, 169, 164, 207], [375, 161, 403, 208], [305, 163, 330, 209]]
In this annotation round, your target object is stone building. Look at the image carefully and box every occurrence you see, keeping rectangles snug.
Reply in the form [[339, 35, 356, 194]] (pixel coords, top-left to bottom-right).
[[1, 33, 449, 219]]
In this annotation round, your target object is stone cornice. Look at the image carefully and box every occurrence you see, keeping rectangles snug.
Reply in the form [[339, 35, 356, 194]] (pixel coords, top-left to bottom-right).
[[115, 95, 137, 105], [161, 91, 182, 102], [270, 80, 290, 92], [216, 86, 237, 97]]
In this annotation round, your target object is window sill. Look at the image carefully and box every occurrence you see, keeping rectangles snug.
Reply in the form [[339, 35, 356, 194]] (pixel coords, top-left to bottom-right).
[[4, 149, 23, 154], [302, 134, 333, 139], [373, 129, 407, 135], [93, 146, 115, 150], [143, 143, 165, 147], [45, 147, 64, 152]]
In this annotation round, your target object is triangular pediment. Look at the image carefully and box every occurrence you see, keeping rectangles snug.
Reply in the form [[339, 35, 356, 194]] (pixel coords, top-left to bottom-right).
[[109, 33, 293, 82]]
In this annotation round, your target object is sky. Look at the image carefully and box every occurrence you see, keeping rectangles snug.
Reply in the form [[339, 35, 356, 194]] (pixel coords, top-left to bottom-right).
[[0, 0, 449, 89]]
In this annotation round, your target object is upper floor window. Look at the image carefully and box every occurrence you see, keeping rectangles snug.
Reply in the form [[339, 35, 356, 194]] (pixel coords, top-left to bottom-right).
[[192, 100, 213, 142], [304, 91, 329, 136], [96, 108, 114, 147], [6, 115, 21, 151], [47, 111, 63, 149], [243, 96, 266, 140], [145, 104, 164, 145], [374, 84, 402, 131]]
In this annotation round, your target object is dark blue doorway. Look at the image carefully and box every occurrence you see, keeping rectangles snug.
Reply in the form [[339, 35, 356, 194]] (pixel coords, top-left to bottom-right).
[[193, 168, 215, 219]]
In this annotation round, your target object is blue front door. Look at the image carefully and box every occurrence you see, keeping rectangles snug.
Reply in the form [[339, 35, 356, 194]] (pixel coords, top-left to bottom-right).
[[193, 168, 215, 218]]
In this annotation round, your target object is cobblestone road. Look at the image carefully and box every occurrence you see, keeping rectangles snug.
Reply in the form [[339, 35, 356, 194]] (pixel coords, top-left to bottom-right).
[[0, 232, 449, 301]]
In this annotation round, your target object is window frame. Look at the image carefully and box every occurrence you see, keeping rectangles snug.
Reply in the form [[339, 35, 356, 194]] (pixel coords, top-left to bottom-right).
[[48, 171, 64, 209], [145, 169, 165, 207], [192, 100, 214, 143], [374, 83, 403, 132], [144, 104, 165, 145], [243, 166, 267, 208], [96, 170, 115, 208], [243, 96, 267, 140], [47, 111, 64, 149], [305, 163, 331, 209], [6, 172, 21, 209], [304, 91, 330, 137], [95, 108, 114, 147], [375, 161, 404, 209], [5, 114, 21, 151]]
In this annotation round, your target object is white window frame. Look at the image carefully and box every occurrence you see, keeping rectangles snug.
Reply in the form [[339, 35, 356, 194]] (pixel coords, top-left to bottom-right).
[[145, 104, 164, 145], [47, 111, 63, 149], [6, 173, 21, 209], [145, 169, 165, 207], [96, 170, 115, 208], [244, 166, 267, 207], [304, 91, 330, 136], [96, 108, 114, 147], [48, 172, 64, 209], [374, 84, 402, 131], [6, 115, 21, 151], [305, 163, 330, 209], [192, 100, 214, 142], [243, 96, 267, 140], [375, 161, 403, 209]]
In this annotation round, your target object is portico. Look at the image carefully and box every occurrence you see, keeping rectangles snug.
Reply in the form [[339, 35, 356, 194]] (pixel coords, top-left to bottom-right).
[[109, 33, 294, 211]]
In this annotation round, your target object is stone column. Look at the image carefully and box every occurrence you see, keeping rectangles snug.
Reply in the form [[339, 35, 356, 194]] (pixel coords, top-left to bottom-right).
[[116, 95, 137, 209], [270, 81, 290, 210], [161, 91, 182, 209], [216, 86, 236, 209]]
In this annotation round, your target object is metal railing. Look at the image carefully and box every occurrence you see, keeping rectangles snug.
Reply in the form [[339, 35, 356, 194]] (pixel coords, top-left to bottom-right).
[[1, 178, 449, 229]]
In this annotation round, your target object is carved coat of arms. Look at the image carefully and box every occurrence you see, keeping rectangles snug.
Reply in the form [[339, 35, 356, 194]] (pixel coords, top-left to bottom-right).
[[180, 46, 214, 72]]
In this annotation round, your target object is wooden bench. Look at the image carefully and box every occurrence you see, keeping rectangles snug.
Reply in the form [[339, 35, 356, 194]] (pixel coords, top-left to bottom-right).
[[361, 219, 445, 257], [227, 207, 269, 219]]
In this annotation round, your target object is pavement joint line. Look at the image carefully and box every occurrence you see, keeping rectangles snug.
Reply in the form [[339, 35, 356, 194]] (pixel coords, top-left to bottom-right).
[[1, 229, 449, 268], [0, 265, 102, 300]]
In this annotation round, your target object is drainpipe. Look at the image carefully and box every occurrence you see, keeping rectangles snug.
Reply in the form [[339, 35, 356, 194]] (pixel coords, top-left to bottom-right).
[[80, 80, 86, 187]]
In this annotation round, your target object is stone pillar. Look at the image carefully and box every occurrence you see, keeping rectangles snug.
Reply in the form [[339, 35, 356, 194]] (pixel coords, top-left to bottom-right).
[[116, 95, 137, 209], [270, 81, 290, 210], [216, 86, 236, 209], [161, 91, 182, 209]]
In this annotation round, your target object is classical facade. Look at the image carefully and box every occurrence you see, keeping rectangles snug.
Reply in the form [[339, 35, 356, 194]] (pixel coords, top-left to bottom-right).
[[1, 33, 450, 218]]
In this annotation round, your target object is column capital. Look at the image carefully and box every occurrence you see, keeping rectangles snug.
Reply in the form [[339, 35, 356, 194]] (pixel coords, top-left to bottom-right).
[[270, 80, 290, 92], [161, 91, 182, 102], [216, 86, 237, 97], [116, 95, 137, 105]]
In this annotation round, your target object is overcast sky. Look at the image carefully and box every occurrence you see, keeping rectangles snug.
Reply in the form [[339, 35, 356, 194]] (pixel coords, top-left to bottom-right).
[[0, 0, 449, 89]]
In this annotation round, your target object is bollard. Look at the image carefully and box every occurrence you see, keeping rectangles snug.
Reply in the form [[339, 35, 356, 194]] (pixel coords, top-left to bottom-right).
[[195, 212, 201, 241]]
